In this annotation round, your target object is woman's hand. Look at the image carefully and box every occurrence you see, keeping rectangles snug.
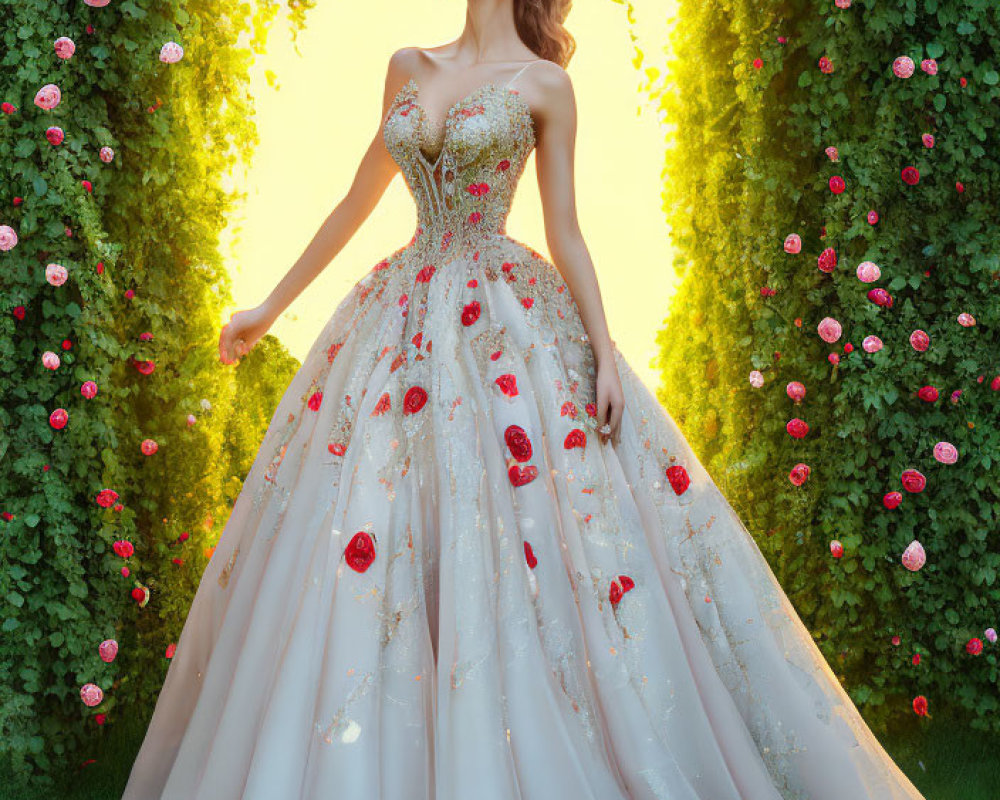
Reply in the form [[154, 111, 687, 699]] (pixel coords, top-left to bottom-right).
[[218, 304, 275, 365], [595, 356, 625, 445]]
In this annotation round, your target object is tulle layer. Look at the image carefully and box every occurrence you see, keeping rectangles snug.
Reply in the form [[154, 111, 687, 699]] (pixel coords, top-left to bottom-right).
[[122, 236, 924, 800]]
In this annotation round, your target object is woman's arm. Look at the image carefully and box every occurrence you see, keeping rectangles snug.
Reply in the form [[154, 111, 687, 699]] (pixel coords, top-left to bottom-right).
[[219, 48, 417, 365], [531, 64, 624, 443]]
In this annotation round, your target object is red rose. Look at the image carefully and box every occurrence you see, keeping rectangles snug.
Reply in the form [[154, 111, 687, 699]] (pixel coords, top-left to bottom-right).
[[956, 181, 964, 193], [96, 489, 119, 508], [130, 587, 145, 602], [817, 248, 837, 273], [508, 464, 538, 487], [308, 390, 323, 411], [13, 305, 25, 320], [461, 300, 481, 326], [523, 541, 537, 568], [403, 385, 428, 414], [752, 57, 763, 69], [344, 531, 376, 573], [563, 429, 586, 450], [371, 392, 391, 416], [883, 491, 902, 509], [990, 375, 1000, 391], [665, 465, 690, 495], [113, 540, 134, 558], [786, 418, 809, 438], [901, 166, 920, 185], [818, 56, 833, 73], [917, 385, 938, 402], [789, 463, 810, 486], [901, 469, 926, 493], [912, 695, 929, 717], [49, 408, 69, 429], [504, 424, 533, 461], [829, 175, 845, 194], [967, 638, 983, 655], [912, 653, 920, 665], [495, 373, 519, 398], [891, 635, 901, 646]]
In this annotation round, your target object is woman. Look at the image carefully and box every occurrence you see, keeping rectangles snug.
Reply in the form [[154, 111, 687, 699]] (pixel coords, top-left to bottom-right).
[[122, 1, 927, 798]]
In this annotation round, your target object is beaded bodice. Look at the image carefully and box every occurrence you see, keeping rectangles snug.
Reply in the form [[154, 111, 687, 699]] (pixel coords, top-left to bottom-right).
[[382, 77, 537, 254]]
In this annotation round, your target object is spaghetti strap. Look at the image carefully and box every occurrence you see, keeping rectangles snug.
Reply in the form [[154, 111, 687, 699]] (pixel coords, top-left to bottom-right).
[[504, 59, 543, 91]]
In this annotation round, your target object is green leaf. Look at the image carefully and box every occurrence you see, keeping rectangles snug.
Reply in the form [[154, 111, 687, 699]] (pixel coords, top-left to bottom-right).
[[956, 20, 976, 35], [984, 70, 999, 86], [798, 71, 813, 88], [24, 513, 40, 528], [926, 42, 944, 58], [32, 177, 47, 197], [933, 94, 947, 112], [1, 618, 19, 632], [6, 592, 24, 608]]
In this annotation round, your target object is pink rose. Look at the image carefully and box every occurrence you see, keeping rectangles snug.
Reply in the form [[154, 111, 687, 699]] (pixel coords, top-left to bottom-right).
[[892, 56, 915, 78], [748, 370, 764, 388], [141, 438, 158, 456], [42, 351, 60, 370], [789, 463, 810, 486], [0, 225, 17, 251], [818, 56, 833, 73], [81, 381, 98, 398], [901, 540, 926, 571], [830, 540, 844, 558], [817, 316, 842, 343], [54, 37, 76, 59], [100, 146, 115, 163], [867, 288, 893, 308], [922, 133, 935, 148], [862, 335, 883, 353], [34, 83, 61, 110], [917, 385, 938, 402], [159, 41, 184, 64], [98, 639, 118, 662], [49, 408, 69, 429], [80, 684, 103, 707], [783, 233, 801, 254], [867, 210, 879, 225], [966, 638, 983, 656], [46, 126, 64, 145], [933, 442, 957, 464], [786, 381, 806, 402], [920, 59, 938, 75], [825, 146, 839, 161]]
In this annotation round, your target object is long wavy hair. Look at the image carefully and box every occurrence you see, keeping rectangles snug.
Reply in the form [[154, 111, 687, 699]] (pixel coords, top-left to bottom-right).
[[513, 0, 575, 68]]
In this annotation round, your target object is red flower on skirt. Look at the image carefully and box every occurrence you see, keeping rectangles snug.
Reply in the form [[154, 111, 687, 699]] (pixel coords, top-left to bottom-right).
[[495, 373, 519, 398], [560, 401, 578, 418], [563, 429, 586, 449], [609, 575, 635, 605], [344, 531, 376, 573], [308, 391, 323, 411], [508, 464, 538, 487], [461, 301, 481, 326], [523, 540, 537, 568], [403, 386, 428, 414], [371, 392, 391, 416], [504, 424, 533, 461], [665, 465, 690, 495], [415, 265, 436, 283]]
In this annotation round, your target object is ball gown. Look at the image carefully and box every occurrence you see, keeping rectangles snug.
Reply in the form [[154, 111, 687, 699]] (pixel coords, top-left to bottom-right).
[[121, 61, 927, 800]]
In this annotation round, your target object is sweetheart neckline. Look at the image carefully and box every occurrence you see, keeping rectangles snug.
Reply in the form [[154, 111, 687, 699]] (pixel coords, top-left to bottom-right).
[[394, 77, 535, 169]]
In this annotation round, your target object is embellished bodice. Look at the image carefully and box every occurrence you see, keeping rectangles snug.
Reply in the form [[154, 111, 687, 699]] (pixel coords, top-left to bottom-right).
[[382, 78, 537, 255]]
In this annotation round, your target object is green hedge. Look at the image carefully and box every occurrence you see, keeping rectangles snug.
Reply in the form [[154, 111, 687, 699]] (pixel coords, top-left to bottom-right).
[[1, 0, 307, 787], [645, 0, 999, 732]]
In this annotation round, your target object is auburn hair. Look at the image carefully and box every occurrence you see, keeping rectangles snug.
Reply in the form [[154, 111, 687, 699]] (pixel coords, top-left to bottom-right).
[[513, 0, 575, 68]]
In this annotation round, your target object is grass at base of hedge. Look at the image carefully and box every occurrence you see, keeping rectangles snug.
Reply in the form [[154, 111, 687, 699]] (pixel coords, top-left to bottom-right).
[[1, 705, 997, 799]]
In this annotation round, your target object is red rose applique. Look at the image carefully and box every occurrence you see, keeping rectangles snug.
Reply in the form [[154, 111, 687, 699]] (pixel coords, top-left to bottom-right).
[[609, 575, 635, 606], [560, 401, 578, 418], [404, 386, 428, 414], [415, 265, 436, 283], [490, 350, 503, 361], [308, 391, 323, 411], [508, 464, 538, 487], [441, 231, 454, 250], [373, 258, 391, 271], [371, 392, 391, 416], [665, 465, 690, 495], [563, 429, 586, 450], [344, 531, 376, 573], [524, 541, 537, 568], [504, 424, 533, 462], [411, 331, 423, 349], [521, 297, 534, 309], [461, 301, 481, 326], [467, 182, 490, 196], [328, 442, 346, 456], [468, 212, 483, 225], [327, 342, 343, 364], [495, 373, 519, 398], [585, 403, 598, 417]]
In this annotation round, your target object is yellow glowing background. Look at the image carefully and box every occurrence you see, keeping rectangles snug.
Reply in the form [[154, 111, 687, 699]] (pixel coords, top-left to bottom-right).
[[221, 0, 678, 393]]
